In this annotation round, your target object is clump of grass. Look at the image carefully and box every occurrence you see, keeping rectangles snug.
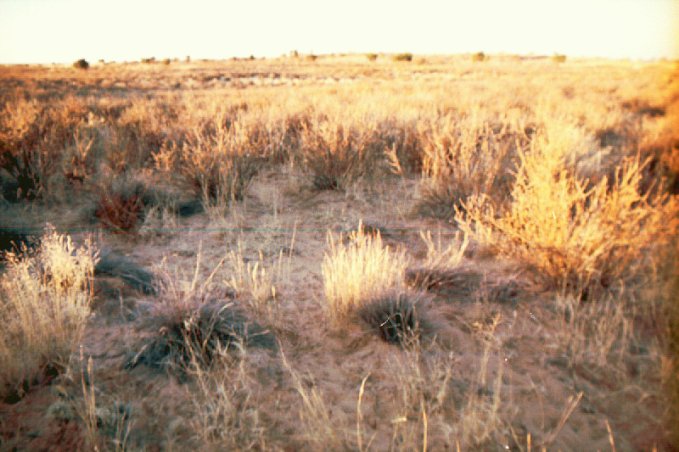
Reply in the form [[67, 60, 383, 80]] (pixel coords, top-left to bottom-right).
[[393, 53, 413, 62], [0, 99, 53, 201], [388, 342, 454, 449], [406, 230, 469, 290], [366, 53, 378, 62], [358, 290, 425, 344], [226, 243, 282, 326], [95, 248, 156, 295], [125, 250, 274, 375], [552, 54, 567, 63], [451, 313, 506, 448], [322, 222, 407, 324], [0, 226, 97, 400], [457, 121, 678, 295]]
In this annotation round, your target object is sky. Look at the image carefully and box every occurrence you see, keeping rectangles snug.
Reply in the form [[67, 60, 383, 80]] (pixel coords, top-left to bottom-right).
[[0, 0, 677, 63]]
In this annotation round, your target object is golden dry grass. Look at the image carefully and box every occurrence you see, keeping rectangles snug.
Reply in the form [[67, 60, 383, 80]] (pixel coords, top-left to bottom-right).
[[0, 54, 677, 450], [0, 227, 97, 399], [322, 223, 408, 323]]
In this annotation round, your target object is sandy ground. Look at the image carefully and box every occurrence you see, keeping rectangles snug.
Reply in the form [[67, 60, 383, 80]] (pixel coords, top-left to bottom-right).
[[1, 168, 667, 451]]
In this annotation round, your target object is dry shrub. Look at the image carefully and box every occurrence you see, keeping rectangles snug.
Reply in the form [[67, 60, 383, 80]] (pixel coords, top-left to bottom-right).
[[393, 53, 413, 62], [472, 52, 486, 62], [0, 99, 49, 200], [178, 118, 261, 205], [419, 116, 522, 218], [0, 226, 97, 400], [379, 118, 423, 174], [73, 59, 89, 70], [300, 118, 383, 190], [322, 223, 407, 324], [0, 97, 98, 200], [457, 121, 678, 295], [93, 174, 148, 232]]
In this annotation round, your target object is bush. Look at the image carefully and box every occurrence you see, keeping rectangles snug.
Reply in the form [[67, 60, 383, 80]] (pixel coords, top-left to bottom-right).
[[418, 116, 522, 218], [552, 54, 567, 63], [178, 119, 261, 207], [393, 53, 413, 62], [300, 118, 382, 190], [457, 122, 678, 295], [305, 54, 318, 62], [94, 175, 148, 233], [366, 53, 378, 62], [73, 59, 89, 70], [472, 52, 486, 62], [0, 227, 97, 400]]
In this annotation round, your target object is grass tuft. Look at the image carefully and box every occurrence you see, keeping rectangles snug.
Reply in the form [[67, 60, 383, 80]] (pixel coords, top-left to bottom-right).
[[322, 222, 408, 324], [358, 290, 425, 344], [0, 226, 97, 400]]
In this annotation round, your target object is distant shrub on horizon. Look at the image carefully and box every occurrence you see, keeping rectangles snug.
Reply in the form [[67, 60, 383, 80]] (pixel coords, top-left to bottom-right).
[[393, 53, 413, 62], [366, 53, 378, 62], [73, 59, 89, 69], [552, 54, 567, 63], [472, 52, 486, 62]]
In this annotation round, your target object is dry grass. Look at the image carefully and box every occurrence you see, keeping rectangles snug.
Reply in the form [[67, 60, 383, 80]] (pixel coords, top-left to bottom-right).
[[125, 247, 274, 374], [300, 117, 383, 190], [419, 115, 524, 218], [0, 55, 677, 450], [0, 226, 97, 400], [322, 222, 408, 324], [188, 344, 268, 450], [225, 242, 283, 325]]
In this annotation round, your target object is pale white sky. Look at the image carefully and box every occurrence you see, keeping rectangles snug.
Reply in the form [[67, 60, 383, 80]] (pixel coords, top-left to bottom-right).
[[0, 0, 676, 63]]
